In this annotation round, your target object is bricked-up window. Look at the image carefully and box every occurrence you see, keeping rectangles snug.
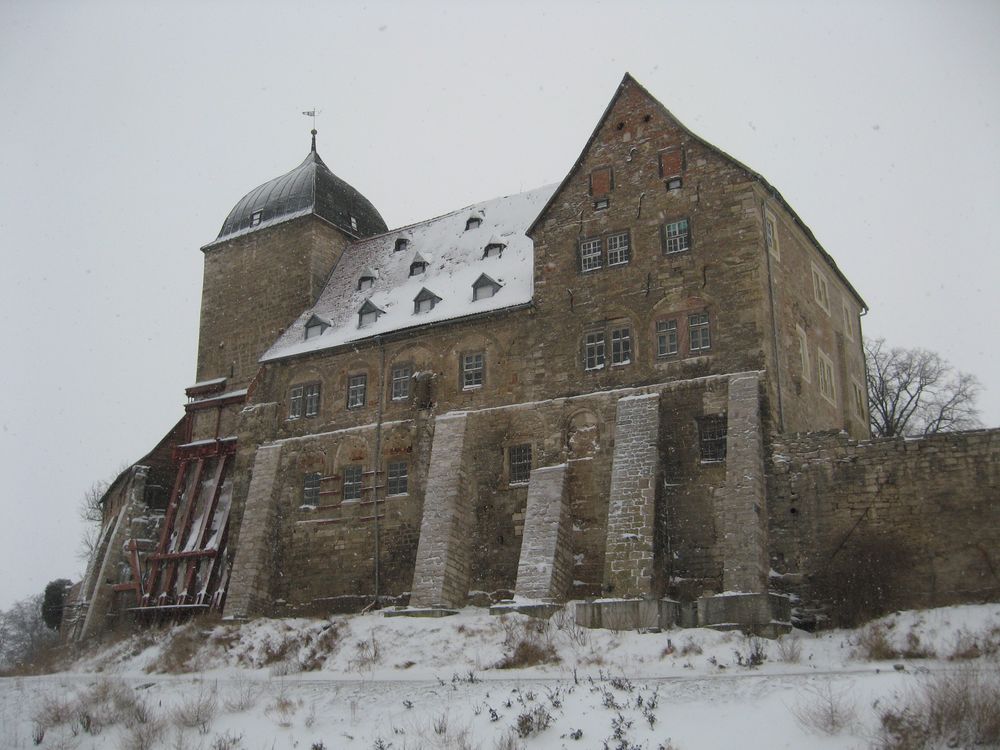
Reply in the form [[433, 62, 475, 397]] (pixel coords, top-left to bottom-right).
[[656, 319, 678, 357], [304, 384, 321, 416], [663, 219, 690, 254], [812, 263, 831, 315], [462, 352, 484, 389], [699, 415, 728, 462], [607, 231, 630, 266], [842, 300, 855, 342], [347, 374, 367, 409], [584, 331, 606, 370], [390, 364, 412, 401], [302, 472, 321, 506], [509, 444, 532, 484], [580, 238, 602, 272], [852, 380, 866, 421], [764, 210, 780, 260], [796, 325, 811, 382], [688, 313, 711, 352], [590, 166, 613, 197], [817, 349, 836, 404], [342, 465, 362, 501], [659, 147, 683, 180], [387, 461, 408, 495], [611, 327, 632, 365]]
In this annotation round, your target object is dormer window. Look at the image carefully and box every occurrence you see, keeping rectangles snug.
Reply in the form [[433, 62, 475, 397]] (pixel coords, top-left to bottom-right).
[[304, 314, 329, 340], [483, 239, 506, 258], [358, 299, 383, 328], [250, 211, 262, 227], [394, 238, 409, 252], [465, 216, 482, 231], [472, 273, 502, 301], [409, 252, 429, 277], [350, 215, 358, 231], [413, 287, 441, 314], [357, 269, 377, 291]]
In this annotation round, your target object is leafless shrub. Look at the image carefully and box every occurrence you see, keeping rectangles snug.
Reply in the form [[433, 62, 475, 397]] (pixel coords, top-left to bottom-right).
[[349, 631, 382, 672], [495, 640, 559, 669], [515, 704, 553, 738], [32, 693, 77, 730], [495, 616, 559, 669], [775, 634, 802, 663], [118, 712, 166, 750], [171, 683, 218, 733], [791, 682, 856, 735], [222, 677, 260, 712], [948, 626, 1000, 660], [210, 730, 244, 750], [493, 731, 523, 750], [734, 634, 767, 668], [875, 668, 1000, 749], [299, 622, 342, 671], [154, 622, 207, 674], [854, 623, 900, 661]]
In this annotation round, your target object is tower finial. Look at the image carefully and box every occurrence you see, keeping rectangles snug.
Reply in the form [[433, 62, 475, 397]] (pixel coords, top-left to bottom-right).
[[311, 128, 317, 152], [301, 108, 322, 151]]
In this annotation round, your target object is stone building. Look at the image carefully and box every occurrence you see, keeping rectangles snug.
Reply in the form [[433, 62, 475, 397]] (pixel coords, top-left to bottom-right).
[[69, 74, 999, 639]]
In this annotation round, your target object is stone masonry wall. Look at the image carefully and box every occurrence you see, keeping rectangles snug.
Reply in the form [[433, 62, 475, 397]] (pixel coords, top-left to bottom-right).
[[513, 464, 572, 601], [769, 428, 1000, 619]]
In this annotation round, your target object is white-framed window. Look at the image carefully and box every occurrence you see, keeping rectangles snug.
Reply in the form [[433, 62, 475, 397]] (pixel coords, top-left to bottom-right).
[[581, 238, 602, 272], [584, 331, 606, 370], [851, 379, 866, 421], [842, 301, 855, 342], [462, 352, 484, 389], [663, 218, 690, 254], [796, 325, 811, 382], [811, 263, 831, 315], [508, 444, 532, 485], [611, 327, 631, 365], [699, 415, 728, 462], [342, 465, 362, 502], [689, 313, 711, 352], [390, 364, 412, 401], [764, 209, 780, 260], [656, 319, 678, 357], [817, 349, 836, 404], [347, 374, 367, 409], [302, 472, 321, 506], [288, 386, 304, 419], [349, 215, 358, 231], [387, 461, 408, 495], [304, 383, 320, 416], [289, 384, 320, 418], [607, 232, 630, 266]]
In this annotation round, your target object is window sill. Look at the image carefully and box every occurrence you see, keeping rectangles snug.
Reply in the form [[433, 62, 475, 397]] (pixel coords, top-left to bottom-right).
[[462, 384, 483, 391], [611, 360, 631, 367], [508, 481, 529, 488], [699, 459, 726, 465]]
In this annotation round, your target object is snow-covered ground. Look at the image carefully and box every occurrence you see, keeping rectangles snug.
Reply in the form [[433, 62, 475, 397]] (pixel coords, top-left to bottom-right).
[[2, 603, 999, 749]]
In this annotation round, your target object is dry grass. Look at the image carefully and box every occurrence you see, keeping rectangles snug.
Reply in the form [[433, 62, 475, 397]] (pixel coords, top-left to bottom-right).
[[775, 634, 803, 663], [495, 616, 560, 669], [854, 623, 900, 661]]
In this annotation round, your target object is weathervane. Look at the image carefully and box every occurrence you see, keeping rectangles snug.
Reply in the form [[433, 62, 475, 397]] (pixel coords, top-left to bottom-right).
[[302, 108, 322, 151]]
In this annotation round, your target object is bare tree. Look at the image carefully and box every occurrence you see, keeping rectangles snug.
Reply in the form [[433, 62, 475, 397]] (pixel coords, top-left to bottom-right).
[[78, 478, 110, 561], [865, 338, 981, 438], [0, 594, 58, 672]]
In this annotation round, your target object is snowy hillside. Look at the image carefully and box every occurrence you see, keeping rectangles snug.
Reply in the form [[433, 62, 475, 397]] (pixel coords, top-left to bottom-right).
[[2, 603, 998, 749]]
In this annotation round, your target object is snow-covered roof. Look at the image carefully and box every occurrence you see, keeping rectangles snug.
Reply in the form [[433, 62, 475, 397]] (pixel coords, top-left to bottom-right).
[[263, 184, 557, 362]]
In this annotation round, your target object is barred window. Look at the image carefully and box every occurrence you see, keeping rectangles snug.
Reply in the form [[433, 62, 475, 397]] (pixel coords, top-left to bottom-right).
[[656, 319, 678, 357], [342, 465, 362, 501], [509, 444, 532, 484], [462, 352, 484, 389], [699, 416, 728, 462], [387, 461, 408, 495], [689, 313, 711, 352], [302, 472, 321, 506], [663, 219, 690, 254], [391, 364, 412, 401], [581, 238, 602, 272], [347, 374, 367, 409], [289, 386, 304, 419], [304, 383, 321, 416], [611, 327, 631, 365], [607, 232, 630, 266], [584, 331, 606, 370]]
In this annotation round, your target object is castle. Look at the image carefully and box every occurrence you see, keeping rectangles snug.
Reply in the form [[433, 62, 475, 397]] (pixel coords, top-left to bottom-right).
[[67, 75, 999, 639]]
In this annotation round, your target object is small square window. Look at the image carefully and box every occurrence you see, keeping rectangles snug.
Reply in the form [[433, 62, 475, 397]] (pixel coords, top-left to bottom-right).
[[699, 415, 728, 462], [656, 319, 678, 357], [391, 364, 412, 401], [663, 219, 690, 254], [289, 386, 304, 419], [350, 215, 358, 231], [302, 472, 321, 506], [394, 238, 409, 252], [689, 313, 711, 352], [509, 444, 532, 484], [594, 198, 610, 211], [347, 374, 367, 409], [584, 331, 606, 370], [611, 327, 631, 365], [580, 238, 602, 272], [342, 465, 362, 501], [607, 232, 630, 266], [304, 383, 320, 417], [462, 352, 484, 389], [666, 177, 683, 190], [250, 210, 262, 227], [387, 460, 408, 495]]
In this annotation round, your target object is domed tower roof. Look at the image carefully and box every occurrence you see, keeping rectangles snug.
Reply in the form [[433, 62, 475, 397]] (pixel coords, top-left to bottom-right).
[[212, 132, 387, 244]]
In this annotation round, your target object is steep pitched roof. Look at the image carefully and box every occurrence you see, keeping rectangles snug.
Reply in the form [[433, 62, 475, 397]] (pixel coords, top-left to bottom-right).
[[526, 73, 867, 310]]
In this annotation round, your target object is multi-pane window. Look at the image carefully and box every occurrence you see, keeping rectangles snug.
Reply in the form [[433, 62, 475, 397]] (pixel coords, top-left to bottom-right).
[[342, 465, 362, 501], [663, 219, 690, 254], [302, 472, 321, 506], [656, 319, 678, 357], [581, 238, 602, 272], [391, 364, 412, 401], [387, 461, 408, 495], [812, 264, 831, 314], [689, 313, 711, 352], [584, 331, 606, 370], [290, 384, 320, 419], [764, 211, 779, 259], [509, 444, 532, 484], [699, 416, 728, 462], [304, 384, 320, 416], [611, 327, 631, 365], [347, 374, 367, 409], [817, 350, 836, 404], [289, 386, 304, 419], [607, 232, 630, 266], [462, 352, 484, 389]]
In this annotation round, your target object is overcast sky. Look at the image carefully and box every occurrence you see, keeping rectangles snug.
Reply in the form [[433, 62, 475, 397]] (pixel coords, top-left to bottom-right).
[[1, 0, 998, 611]]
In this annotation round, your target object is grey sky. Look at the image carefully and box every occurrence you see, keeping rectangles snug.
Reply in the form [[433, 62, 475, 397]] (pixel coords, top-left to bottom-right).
[[1, 0, 998, 610]]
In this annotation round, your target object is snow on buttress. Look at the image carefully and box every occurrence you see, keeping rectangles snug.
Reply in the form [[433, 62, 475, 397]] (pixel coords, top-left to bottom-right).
[[262, 184, 557, 362]]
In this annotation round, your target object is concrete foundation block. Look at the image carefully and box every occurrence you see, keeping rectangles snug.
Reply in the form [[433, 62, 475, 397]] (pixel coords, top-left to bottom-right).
[[696, 592, 791, 636], [382, 607, 459, 618], [489, 601, 563, 619], [575, 598, 679, 631]]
